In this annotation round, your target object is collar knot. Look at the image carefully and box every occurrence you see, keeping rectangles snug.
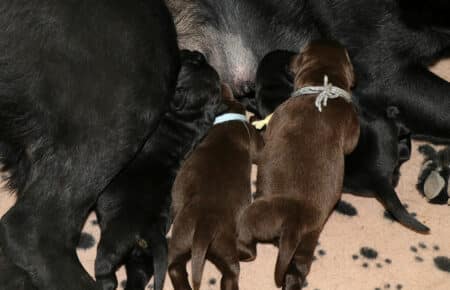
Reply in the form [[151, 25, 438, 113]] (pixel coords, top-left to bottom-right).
[[291, 75, 352, 112]]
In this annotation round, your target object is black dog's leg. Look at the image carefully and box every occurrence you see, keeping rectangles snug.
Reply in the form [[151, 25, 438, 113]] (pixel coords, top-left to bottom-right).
[[96, 222, 136, 290], [0, 242, 35, 290], [124, 247, 154, 290], [0, 133, 158, 290], [123, 227, 168, 290], [361, 66, 450, 140], [372, 177, 429, 233], [0, 175, 102, 290]]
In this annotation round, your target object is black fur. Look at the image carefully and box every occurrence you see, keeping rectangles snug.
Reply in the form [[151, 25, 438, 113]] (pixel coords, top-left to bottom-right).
[[168, 0, 450, 141], [0, 0, 179, 289], [253, 50, 296, 118], [94, 51, 226, 290], [254, 50, 429, 233]]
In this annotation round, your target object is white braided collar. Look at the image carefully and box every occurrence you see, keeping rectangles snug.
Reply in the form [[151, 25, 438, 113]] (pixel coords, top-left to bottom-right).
[[291, 75, 352, 112]]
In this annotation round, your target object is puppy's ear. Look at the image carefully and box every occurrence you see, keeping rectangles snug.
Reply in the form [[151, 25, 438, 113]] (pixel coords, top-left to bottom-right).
[[289, 54, 302, 76], [221, 83, 234, 101], [344, 50, 356, 89]]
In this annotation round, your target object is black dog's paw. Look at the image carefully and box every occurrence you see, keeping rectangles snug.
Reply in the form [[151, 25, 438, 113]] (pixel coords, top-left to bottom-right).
[[180, 50, 206, 64]]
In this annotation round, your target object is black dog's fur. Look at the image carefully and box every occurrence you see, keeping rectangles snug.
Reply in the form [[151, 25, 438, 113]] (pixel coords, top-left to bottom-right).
[[0, 0, 179, 289], [94, 51, 226, 290], [252, 50, 297, 118], [167, 0, 450, 141], [254, 50, 429, 233]]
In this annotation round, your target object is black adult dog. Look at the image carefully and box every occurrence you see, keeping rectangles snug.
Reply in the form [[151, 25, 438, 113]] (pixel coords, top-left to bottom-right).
[[253, 50, 429, 233], [95, 51, 226, 290], [166, 0, 450, 141], [0, 0, 179, 289]]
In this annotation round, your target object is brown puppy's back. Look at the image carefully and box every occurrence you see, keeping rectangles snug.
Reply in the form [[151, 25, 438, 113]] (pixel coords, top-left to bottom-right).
[[238, 40, 360, 288], [170, 87, 263, 290], [259, 95, 359, 223]]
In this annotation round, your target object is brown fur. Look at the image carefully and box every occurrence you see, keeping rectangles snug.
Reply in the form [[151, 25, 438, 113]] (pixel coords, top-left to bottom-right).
[[237, 40, 360, 290], [169, 84, 263, 290]]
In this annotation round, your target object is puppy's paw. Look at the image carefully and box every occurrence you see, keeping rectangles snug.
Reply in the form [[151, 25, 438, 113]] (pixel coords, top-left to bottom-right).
[[237, 241, 257, 262], [96, 275, 118, 290]]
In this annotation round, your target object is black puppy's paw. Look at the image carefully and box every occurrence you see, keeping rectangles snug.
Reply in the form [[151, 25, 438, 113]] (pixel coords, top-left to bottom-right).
[[237, 241, 257, 262]]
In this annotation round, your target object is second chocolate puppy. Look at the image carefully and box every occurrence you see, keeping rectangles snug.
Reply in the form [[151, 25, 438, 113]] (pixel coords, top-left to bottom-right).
[[169, 84, 263, 290], [238, 40, 360, 289]]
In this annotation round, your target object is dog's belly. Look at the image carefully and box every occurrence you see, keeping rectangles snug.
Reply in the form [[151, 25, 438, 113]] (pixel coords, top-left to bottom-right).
[[179, 31, 259, 96], [168, 0, 314, 97]]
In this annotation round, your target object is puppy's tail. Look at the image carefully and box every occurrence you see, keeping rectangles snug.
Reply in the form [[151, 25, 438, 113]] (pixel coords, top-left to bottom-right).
[[376, 179, 430, 233], [191, 218, 218, 290], [149, 231, 168, 290], [274, 220, 302, 287]]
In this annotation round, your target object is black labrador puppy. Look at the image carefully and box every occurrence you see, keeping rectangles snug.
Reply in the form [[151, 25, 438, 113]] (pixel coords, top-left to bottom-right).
[[167, 0, 450, 141], [253, 50, 429, 233], [0, 0, 178, 289], [95, 51, 227, 290]]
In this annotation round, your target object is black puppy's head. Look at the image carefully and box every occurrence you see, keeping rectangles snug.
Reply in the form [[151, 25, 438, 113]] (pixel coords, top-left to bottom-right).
[[253, 50, 297, 118], [170, 50, 226, 122]]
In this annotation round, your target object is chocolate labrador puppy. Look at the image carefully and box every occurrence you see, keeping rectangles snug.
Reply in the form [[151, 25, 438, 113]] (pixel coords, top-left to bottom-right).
[[94, 51, 226, 290], [169, 85, 263, 290], [253, 50, 429, 233], [238, 40, 360, 290]]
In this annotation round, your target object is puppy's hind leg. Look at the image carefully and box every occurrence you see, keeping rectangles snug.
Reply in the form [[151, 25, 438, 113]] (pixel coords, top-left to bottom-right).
[[237, 199, 284, 261], [168, 210, 194, 290], [168, 253, 191, 290], [124, 246, 154, 290], [95, 223, 136, 290], [209, 231, 240, 290], [125, 228, 168, 290], [283, 230, 321, 290]]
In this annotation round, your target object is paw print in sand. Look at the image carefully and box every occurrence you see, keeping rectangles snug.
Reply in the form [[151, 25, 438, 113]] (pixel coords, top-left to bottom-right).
[[410, 242, 450, 273], [76, 232, 96, 250], [334, 200, 358, 217], [352, 247, 392, 269], [374, 283, 404, 290]]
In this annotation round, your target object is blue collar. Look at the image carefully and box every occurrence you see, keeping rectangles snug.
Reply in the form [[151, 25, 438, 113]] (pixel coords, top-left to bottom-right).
[[213, 113, 247, 125]]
